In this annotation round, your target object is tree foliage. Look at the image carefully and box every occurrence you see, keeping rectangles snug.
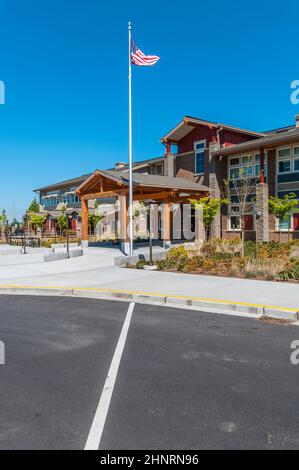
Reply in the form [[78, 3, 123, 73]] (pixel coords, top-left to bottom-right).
[[0, 209, 7, 225], [28, 198, 40, 213], [56, 205, 67, 233], [28, 212, 46, 229], [88, 213, 104, 227], [268, 193, 298, 222], [190, 197, 227, 228]]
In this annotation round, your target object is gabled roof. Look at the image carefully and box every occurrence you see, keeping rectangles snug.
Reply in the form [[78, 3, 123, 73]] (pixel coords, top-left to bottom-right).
[[34, 174, 91, 193], [160, 115, 265, 143], [212, 126, 299, 157], [77, 169, 209, 195]]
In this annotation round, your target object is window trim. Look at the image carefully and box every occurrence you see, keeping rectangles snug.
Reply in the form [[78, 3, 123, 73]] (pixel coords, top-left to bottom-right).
[[227, 203, 256, 232], [277, 146, 291, 159], [194, 139, 206, 175], [277, 158, 292, 175], [294, 157, 299, 173], [276, 215, 293, 232], [228, 153, 267, 181]]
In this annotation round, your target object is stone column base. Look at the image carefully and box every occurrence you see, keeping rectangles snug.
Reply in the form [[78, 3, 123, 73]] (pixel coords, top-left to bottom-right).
[[256, 183, 269, 242]]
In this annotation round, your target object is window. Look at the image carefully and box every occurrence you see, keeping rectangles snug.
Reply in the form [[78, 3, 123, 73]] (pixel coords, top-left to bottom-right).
[[194, 140, 206, 174], [242, 155, 253, 164], [243, 165, 253, 177], [278, 148, 291, 158], [228, 205, 240, 231], [278, 159, 291, 174], [229, 216, 241, 231], [228, 203, 255, 231], [229, 167, 240, 180], [229, 153, 267, 180], [255, 154, 267, 177], [156, 164, 163, 175], [278, 216, 292, 231], [294, 159, 299, 172], [230, 157, 240, 166]]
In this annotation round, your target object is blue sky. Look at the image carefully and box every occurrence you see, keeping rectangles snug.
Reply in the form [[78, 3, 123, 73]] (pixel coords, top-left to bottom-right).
[[0, 0, 298, 220]]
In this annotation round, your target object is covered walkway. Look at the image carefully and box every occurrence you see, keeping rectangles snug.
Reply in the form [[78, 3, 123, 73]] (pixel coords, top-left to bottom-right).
[[76, 169, 209, 254]]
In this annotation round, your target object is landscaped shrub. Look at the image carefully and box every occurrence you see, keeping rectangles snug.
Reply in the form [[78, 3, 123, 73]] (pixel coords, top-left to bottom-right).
[[153, 240, 299, 283], [244, 241, 256, 258], [157, 246, 189, 271], [200, 237, 242, 257], [279, 261, 299, 281], [244, 258, 288, 281]]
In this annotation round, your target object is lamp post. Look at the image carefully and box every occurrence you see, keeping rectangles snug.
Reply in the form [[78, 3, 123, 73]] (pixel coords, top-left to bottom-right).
[[66, 214, 70, 258], [66, 212, 72, 259], [21, 218, 27, 254]]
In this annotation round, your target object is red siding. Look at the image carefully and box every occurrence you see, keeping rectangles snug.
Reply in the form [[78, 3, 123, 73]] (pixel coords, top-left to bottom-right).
[[177, 125, 257, 154], [178, 126, 216, 154]]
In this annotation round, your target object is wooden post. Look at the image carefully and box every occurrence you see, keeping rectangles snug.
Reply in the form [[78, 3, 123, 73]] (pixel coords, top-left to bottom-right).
[[81, 198, 89, 245], [162, 202, 171, 248]]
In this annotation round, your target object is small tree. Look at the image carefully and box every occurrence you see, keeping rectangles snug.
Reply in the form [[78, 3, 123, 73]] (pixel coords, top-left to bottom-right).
[[224, 174, 256, 256], [268, 193, 298, 241], [56, 205, 67, 236], [28, 212, 46, 242], [0, 209, 8, 241], [0, 209, 7, 224], [88, 213, 104, 236], [28, 198, 40, 213], [190, 197, 227, 240]]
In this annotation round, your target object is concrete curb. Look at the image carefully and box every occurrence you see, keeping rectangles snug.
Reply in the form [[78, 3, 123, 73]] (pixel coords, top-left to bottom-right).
[[43, 248, 83, 262], [0, 285, 298, 321]]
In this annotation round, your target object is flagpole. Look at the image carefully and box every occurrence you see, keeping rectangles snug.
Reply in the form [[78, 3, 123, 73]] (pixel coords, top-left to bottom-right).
[[128, 21, 133, 256]]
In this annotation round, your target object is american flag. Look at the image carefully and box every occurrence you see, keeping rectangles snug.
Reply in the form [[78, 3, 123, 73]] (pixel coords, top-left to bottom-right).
[[130, 39, 160, 66]]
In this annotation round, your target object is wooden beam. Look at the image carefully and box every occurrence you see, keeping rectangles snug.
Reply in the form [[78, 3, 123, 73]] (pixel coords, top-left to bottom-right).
[[81, 199, 89, 241], [162, 202, 170, 241], [81, 191, 120, 200], [133, 190, 174, 201]]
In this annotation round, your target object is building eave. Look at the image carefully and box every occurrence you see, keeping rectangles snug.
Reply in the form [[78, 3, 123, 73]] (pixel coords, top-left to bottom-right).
[[212, 128, 299, 157], [160, 115, 264, 144]]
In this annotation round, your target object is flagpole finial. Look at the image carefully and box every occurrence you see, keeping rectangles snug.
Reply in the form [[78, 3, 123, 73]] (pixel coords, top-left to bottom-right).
[[128, 21, 131, 30]]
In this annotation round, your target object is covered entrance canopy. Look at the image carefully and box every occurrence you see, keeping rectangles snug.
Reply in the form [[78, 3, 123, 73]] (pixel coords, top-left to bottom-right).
[[76, 169, 209, 251]]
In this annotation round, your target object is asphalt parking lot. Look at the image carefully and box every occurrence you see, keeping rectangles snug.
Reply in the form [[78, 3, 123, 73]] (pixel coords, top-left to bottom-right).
[[0, 294, 299, 450]]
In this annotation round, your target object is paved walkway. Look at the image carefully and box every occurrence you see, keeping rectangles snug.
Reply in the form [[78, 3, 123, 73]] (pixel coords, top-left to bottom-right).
[[0, 246, 298, 310]]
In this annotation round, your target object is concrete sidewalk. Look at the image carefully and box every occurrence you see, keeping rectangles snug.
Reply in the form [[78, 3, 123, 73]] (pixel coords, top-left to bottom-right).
[[0, 246, 298, 313]]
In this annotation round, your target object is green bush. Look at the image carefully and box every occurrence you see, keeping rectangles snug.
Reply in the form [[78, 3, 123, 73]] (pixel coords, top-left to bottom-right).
[[244, 241, 256, 258], [158, 246, 189, 272], [136, 259, 147, 269], [279, 261, 299, 281]]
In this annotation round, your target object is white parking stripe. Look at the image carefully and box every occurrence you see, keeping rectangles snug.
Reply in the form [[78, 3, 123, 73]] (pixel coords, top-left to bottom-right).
[[84, 302, 135, 450]]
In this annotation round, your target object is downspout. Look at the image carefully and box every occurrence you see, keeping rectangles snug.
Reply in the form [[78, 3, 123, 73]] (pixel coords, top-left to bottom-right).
[[216, 126, 223, 238], [216, 126, 223, 148]]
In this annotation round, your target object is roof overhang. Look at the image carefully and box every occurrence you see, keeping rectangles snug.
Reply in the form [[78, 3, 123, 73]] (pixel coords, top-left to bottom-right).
[[160, 116, 264, 144], [212, 128, 299, 157], [76, 169, 209, 202]]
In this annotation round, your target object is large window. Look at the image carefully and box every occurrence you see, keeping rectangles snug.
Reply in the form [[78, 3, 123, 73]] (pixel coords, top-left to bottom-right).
[[194, 140, 206, 174], [229, 153, 267, 180], [277, 145, 299, 173]]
